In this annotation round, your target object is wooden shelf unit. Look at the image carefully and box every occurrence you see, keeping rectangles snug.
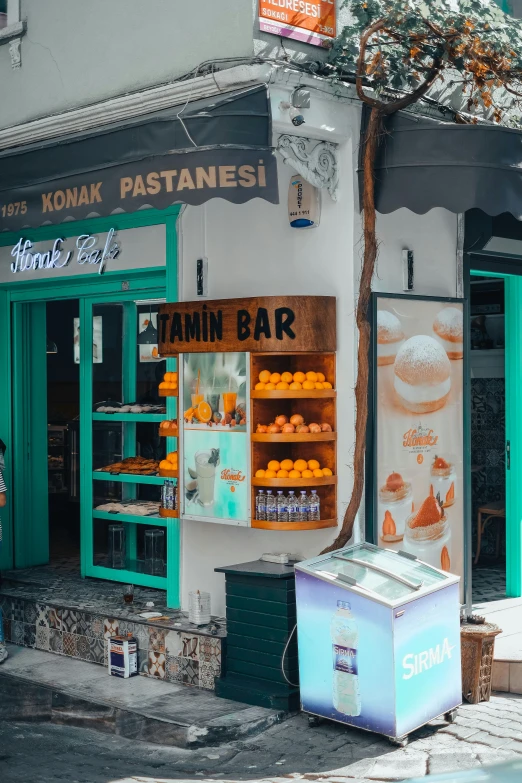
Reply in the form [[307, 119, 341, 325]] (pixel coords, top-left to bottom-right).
[[250, 352, 337, 531]]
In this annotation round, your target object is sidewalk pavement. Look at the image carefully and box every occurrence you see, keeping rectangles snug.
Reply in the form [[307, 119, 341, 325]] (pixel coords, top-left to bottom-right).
[[2, 692, 522, 783]]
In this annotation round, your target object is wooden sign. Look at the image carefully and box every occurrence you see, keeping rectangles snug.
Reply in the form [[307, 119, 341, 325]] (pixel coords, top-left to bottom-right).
[[158, 296, 336, 354]]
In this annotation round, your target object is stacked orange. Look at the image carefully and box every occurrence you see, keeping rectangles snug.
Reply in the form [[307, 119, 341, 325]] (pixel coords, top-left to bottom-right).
[[254, 370, 333, 391], [160, 419, 178, 432], [159, 371, 178, 391], [255, 459, 333, 480], [160, 451, 178, 472]]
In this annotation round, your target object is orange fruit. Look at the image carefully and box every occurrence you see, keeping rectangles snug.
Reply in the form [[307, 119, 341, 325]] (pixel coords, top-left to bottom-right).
[[255, 469, 266, 478], [316, 372, 325, 383], [255, 382, 266, 390], [276, 381, 290, 390], [268, 460, 281, 472], [197, 401, 212, 423], [293, 371, 306, 384], [294, 459, 308, 472], [264, 382, 276, 391], [281, 372, 293, 383], [302, 380, 315, 390], [159, 460, 171, 470], [289, 381, 302, 390], [184, 407, 194, 419], [322, 468, 333, 477], [289, 469, 301, 479], [280, 458, 294, 471], [308, 459, 320, 470], [167, 451, 178, 463], [159, 381, 168, 389], [315, 382, 324, 390], [306, 371, 318, 382], [259, 370, 271, 384], [270, 372, 281, 384], [277, 469, 289, 478], [264, 469, 277, 479], [322, 381, 333, 389], [313, 468, 324, 478], [302, 469, 314, 478]]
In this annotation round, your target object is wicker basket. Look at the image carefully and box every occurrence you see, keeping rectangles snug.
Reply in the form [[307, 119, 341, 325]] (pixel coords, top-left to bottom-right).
[[460, 621, 501, 704]]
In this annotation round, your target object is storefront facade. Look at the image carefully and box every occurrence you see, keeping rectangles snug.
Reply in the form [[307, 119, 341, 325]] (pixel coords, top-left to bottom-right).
[[4, 63, 518, 624], [0, 209, 182, 604]]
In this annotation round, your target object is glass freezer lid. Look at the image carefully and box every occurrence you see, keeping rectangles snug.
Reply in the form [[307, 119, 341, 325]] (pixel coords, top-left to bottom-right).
[[300, 543, 448, 603]]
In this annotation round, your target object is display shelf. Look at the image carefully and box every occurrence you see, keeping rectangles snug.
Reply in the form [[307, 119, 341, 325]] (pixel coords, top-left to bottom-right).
[[159, 507, 179, 518], [251, 519, 337, 530], [92, 471, 165, 485], [159, 427, 179, 437], [250, 350, 337, 531], [251, 390, 336, 399], [159, 389, 178, 398], [159, 468, 178, 478], [252, 476, 337, 488], [93, 413, 166, 422], [251, 432, 336, 443], [93, 510, 167, 527]]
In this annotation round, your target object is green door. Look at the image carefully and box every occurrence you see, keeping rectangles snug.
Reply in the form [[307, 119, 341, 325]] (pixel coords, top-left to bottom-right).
[[12, 300, 49, 568]]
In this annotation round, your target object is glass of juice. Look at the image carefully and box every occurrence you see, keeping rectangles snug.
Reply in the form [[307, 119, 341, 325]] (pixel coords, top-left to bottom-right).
[[191, 392, 204, 407], [222, 391, 237, 415]]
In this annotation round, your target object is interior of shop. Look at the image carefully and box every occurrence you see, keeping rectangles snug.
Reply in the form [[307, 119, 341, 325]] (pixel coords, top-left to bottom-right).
[[470, 276, 506, 602], [45, 298, 170, 577]]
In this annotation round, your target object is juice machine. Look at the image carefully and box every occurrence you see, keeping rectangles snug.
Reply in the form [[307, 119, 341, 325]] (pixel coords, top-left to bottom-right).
[[295, 543, 462, 745]]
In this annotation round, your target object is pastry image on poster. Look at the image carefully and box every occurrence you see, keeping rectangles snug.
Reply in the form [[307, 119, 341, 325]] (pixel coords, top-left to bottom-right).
[[373, 296, 464, 581]]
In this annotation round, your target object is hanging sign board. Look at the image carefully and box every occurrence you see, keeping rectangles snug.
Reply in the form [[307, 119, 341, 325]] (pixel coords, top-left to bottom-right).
[[258, 0, 336, 47], [158, 296, 336, 354], [369, 294, 465, 591]]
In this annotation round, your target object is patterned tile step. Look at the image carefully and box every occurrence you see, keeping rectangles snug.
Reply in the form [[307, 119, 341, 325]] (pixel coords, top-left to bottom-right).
[[0, 644, 288, 747], [1, 568, 225, 691]]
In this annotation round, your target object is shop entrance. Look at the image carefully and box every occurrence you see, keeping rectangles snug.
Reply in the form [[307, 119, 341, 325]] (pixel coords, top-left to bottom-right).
[[469, 275, 506, 602], [7, 274, 180, 606], [469, 264, 522, 603]]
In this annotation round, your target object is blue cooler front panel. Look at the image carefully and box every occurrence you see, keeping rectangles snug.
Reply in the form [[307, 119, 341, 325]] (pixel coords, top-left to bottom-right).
[[394, 582, 462, 738], [295, 569, 396, 737]]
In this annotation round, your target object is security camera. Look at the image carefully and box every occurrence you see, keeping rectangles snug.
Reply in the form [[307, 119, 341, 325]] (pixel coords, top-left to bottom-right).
[[289, 106, 306, 126]]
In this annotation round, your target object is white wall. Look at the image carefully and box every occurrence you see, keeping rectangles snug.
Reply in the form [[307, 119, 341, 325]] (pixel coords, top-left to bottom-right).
[[0, 0, 253, 129], [178, 142, 357, 616], [373, 209, 458, 298]]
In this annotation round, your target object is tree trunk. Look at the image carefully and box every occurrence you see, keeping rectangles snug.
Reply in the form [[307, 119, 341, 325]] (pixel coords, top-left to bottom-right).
[[321, 105, 382, 554]]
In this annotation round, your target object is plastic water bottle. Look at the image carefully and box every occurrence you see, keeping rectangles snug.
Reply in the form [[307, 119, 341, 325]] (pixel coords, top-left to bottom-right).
[[298, 491, 309, 522], [276, 490, 289, 523], [331, 600, 361, 716], [287, 490, 299, 523], [309, 490, 320, 521], [266, 490, 277, 522], [256, 489, 267, 521]]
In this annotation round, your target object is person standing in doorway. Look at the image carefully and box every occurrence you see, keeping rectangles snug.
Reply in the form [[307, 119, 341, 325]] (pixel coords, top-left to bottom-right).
[[0, 439, 7, 663]]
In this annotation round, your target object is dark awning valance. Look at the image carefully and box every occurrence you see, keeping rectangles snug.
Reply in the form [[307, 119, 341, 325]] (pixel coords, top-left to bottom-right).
[[362, 108, 522, 219], [0, 85, 278, 232]]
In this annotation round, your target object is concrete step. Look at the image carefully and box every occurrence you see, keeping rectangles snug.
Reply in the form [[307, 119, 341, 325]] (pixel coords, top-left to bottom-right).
[[0, 644, 289, 748], [475, 597, 522, 695]]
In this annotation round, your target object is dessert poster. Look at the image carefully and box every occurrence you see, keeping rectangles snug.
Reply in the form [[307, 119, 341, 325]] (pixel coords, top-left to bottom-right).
[[373, 295, 464, 582]]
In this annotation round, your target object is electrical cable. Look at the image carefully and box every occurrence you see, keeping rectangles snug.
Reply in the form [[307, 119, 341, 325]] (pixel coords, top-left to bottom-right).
[[281, 623, 299, 687]]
